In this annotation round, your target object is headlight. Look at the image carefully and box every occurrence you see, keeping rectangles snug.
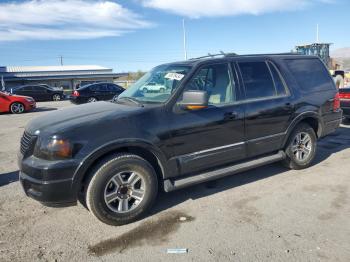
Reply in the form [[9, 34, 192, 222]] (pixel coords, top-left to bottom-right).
[[25, 98, 34, 102], [34, 136, 73, 160]]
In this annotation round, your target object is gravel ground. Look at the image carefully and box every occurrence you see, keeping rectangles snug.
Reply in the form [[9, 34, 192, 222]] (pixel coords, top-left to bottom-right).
[[0, 101, 349, 262]]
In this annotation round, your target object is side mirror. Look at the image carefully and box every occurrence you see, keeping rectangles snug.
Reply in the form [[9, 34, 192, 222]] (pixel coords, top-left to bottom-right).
[[178, 90, 208, 110]]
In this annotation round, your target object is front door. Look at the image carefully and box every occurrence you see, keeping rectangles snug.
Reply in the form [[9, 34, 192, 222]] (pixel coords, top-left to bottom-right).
[[167, 62, 246, 176]]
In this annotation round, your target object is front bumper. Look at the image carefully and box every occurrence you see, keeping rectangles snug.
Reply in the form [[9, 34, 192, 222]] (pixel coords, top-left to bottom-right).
[[18, 153, 80, 207]]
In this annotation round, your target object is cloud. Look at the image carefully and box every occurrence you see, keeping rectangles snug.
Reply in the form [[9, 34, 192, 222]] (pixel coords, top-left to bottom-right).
[[0, 0, 152, 41], [141, 0, 332, 18]]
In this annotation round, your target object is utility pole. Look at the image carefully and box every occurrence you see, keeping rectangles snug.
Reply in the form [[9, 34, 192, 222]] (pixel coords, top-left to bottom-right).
[[182, 19, 188, 60], [316, 24, 319, 43], [60, 55, 63, 66]]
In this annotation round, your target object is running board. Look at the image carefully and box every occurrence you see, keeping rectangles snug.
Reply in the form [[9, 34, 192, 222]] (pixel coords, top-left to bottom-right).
[[164, 151, 286, 192]]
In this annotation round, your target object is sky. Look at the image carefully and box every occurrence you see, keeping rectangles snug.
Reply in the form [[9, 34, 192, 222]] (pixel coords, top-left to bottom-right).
[[0, 0, 349, 72]]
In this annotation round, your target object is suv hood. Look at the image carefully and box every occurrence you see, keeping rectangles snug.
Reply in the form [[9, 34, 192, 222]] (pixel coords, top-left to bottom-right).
[[25, 101, 144, 135]]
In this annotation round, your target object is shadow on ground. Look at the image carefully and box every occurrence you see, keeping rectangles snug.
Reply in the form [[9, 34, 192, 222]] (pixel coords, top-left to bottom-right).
[[0, 171, 19, 187], [33, 107, 58, 113], [151, 126, 350, 216]]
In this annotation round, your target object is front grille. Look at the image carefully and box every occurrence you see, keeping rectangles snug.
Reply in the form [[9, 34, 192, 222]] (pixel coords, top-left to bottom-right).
[[20, 132, 37, 155]]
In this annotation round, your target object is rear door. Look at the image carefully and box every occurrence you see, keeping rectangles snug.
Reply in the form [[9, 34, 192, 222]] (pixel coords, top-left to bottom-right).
[[17, 86, 34, 98], [107, 84, 121, 99], [32, 86, 49, 101], [236, 58, 294, 157], [91, 84, 108, 100]]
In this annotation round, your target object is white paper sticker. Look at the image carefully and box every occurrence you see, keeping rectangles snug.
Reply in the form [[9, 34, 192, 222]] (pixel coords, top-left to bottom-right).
[[165, 72, 185, 81]]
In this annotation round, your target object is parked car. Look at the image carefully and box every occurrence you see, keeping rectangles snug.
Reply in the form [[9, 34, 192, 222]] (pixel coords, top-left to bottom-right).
[[18, 54, 342, 226], [70, 83, 124, 104], [339, 87, 350, 120], [10, 84, 64, 102], [0, 91, 36, 114], [140, 82, 167, 93]]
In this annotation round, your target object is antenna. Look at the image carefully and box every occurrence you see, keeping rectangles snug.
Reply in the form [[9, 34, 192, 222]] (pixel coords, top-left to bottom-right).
[[182, 19, 188, 60], [59, 55, 63, 66]]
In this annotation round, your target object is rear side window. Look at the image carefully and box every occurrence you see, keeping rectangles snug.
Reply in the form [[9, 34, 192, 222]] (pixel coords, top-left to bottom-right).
[[268, 62, 287, 96], [285, 58, 334, 93], [238, 62, 276, 100]]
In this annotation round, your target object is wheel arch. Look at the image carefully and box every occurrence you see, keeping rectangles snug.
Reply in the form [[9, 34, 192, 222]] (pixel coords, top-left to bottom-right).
[[282, 112, 323, 148], [9, 100, 25, 113], [73, 140, 167, 195]]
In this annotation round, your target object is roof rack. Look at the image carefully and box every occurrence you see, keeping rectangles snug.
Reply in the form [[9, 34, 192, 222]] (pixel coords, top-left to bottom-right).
[[190, 52, 299, 61], [190, 51, 238, 60]]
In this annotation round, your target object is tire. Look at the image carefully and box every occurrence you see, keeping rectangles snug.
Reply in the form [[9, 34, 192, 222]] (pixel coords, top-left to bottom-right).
[[86, 153, 158, 226], [52, 94, 61, 101], [10, 102, 25, 114], [282, 123, 317, 170], [87, 97, 98, 103]]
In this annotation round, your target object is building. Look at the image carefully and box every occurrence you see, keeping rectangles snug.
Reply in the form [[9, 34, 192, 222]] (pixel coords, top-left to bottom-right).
[[0, 65, 128, 90], [295, 43, 332, 68]]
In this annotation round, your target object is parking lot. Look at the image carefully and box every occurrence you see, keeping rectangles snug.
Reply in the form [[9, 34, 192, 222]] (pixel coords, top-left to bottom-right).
[[0, 101, 349, 261]]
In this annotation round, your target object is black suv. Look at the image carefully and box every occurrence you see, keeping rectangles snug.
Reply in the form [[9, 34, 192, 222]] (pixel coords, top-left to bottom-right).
[[70, 82, 124, 104], [18, 54, 342, 225]]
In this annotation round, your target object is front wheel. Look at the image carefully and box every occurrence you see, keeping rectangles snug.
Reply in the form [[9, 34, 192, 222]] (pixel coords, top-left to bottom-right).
[[86, 154, 158, 226], [10, 102, 25, 114], [282, 123, 317, 170]]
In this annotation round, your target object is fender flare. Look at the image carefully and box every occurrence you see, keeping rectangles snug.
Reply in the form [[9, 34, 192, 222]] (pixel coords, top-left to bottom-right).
[[71, 139, 168, 193], [282, 111, 323, 147]]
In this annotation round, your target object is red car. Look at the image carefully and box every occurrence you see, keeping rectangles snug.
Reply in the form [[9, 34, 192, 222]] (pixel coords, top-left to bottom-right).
[[0, 91, 36, 114]]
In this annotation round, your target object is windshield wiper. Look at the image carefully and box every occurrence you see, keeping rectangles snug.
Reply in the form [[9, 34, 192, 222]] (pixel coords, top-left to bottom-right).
[[117, 97, 144, 107]]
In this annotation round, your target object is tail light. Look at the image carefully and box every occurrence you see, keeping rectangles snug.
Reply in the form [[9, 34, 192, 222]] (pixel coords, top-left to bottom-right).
[[73, 91, 80, 97], [333, 92, 340, 111], [339, 92, 350, 99]]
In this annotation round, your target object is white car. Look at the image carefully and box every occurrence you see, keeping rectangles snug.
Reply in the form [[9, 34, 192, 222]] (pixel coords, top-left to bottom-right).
[[140, 82, 166, 93]]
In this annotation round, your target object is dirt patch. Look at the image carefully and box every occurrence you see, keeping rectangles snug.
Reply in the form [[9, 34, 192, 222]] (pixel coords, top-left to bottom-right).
[[88, 210, 194, 257], [233, 196, 262, 226], [330, 185, 348, 209]]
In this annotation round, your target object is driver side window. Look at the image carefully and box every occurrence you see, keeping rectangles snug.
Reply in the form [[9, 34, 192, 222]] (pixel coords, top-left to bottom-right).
[[185, 63, 235, 105]]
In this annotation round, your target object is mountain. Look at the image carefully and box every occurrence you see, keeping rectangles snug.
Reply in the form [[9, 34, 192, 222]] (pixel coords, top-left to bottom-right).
[[331, 48, 350, 69]]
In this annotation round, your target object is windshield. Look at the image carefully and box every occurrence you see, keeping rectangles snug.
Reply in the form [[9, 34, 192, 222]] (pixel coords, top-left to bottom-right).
[[118, 64, 191, 103]]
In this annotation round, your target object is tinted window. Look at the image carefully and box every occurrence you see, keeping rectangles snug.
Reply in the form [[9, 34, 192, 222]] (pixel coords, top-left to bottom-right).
[[22, 86, 33, 91], [268, 62, 287, 96], [185, 63, 235, 105], [90, 85, 100, 91], [108, 84, 121, 91], [33, 86, 45, 91], [285, 58, 334, 93], [239, 62, 275, 100]]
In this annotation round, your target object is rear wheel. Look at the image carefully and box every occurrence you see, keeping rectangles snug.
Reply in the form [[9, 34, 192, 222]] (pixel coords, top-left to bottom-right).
[[52, 94, 61, 101], [86, 154, 158, 226], [87, 97, 98, 103], [282, 123, 317, 170], [10, 102, 25, 114]]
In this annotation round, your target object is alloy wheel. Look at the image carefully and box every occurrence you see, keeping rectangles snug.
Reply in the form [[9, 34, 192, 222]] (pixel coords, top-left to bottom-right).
[[291, 132, 312, 161], [53, 94, 61, 101], [11, 103, 24, 114], [88, 97, 97, 103], [104, 171, 145, 213]]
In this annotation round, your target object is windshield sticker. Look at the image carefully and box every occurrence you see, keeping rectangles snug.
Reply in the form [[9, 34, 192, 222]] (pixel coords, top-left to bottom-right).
[[165, 72, 185, 81]]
